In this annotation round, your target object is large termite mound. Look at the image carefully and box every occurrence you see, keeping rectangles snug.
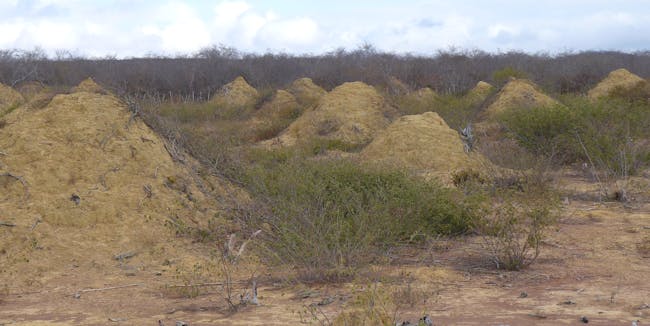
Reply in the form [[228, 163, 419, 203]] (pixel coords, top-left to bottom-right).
[[482, 78, 559, 119], [286, 77, 327, 107], [211, 76, 259, 112], [359, 112, 485, 182], [269, 82, 394, 147], [587, 68, 646, 100], [0, 80, 230, 291]]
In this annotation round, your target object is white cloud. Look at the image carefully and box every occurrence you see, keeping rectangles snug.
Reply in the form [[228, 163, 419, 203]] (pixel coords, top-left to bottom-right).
[[140, 2, 211, 53], [0, 20, 23, 48], [257, 18, 320, 48], [0, 0, 648, 56]]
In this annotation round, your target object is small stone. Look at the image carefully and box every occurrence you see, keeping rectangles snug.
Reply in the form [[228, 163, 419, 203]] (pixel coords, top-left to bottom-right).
[[581, 316, 589, 323], [519, 291, 528, 298]]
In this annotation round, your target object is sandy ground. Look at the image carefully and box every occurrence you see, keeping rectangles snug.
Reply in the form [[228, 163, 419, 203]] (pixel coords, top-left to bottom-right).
[[1, 173, 649, 326]]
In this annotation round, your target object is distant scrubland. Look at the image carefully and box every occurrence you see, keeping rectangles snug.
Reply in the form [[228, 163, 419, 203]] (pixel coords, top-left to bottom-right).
[[1, 46, 649, 97]]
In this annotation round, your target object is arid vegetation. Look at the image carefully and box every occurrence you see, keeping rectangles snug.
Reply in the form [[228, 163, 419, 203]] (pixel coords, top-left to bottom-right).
[[1, 48, 650, 325]]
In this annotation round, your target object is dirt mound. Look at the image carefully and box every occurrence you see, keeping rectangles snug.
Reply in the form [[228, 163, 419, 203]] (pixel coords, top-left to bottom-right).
[[482, 78, 558, 119], [0, 83, 25, 117], [466, 81, 494, 102], [211, 76, 259, 109], [359, 112, 485, 181], [286, 77, 326, 106], [270, 82, 392, 147], [72, 77, 105, 93], [0, 89, 227, 291], [254, 90, 300, 121], [412, 87, 438, 100], [587, 68, 646, 99]]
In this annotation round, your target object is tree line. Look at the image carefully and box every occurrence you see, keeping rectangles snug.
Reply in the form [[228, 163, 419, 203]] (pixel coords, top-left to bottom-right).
[[1, 45, 649, 97]]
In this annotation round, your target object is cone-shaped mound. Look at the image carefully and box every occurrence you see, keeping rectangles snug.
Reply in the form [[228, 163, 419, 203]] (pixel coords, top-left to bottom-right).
[[482, 78, 559, 119], [360, 112, 484, 181], [588, 68, 646, 99], [254, 90, 301, 121], [211, 76, 259, 109], [0, 90, 226, 290], [0, 83, 25, 117], [466, 81, 495, 102], [72, 77, 105, 93], [286, 77, 326, 106], [272, 82, 392, 147]]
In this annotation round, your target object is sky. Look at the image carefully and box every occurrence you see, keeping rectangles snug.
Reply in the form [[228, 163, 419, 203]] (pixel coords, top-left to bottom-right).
[[0, 0, 649, 57]]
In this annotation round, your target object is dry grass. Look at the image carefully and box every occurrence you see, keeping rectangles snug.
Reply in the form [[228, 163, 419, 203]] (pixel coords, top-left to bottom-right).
[[0, 83, 25, 118]]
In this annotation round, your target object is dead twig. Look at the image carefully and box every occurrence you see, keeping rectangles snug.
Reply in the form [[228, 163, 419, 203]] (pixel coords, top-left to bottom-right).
[[165, 281, 247, 288], [30, 216, 42, 231], [73, 283, 142, 298], [0, 172, 29, 201], [0, 221, 16, 227]]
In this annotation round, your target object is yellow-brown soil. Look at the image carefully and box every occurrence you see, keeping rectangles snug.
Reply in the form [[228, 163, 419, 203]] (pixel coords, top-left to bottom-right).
[[286, 77, 327, 107], [0, 81, 228, 296], [482, 78, 559, 119], [360, 111, 486, 181], [210, 76, 259, 110], [268, 81, 393, 147], [588, 68, 646, 99]]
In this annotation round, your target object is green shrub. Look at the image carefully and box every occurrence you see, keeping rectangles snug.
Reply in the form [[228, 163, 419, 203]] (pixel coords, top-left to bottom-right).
[[433, 94, 485, 131], [241, 154, 475, 279], [471, 183, 560, 271], [499, 96, 650, 175], [498, 104, 576, 160]]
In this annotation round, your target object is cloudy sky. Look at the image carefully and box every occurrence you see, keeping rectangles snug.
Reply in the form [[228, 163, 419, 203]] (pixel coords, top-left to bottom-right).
[[1, 0, 649, 57]]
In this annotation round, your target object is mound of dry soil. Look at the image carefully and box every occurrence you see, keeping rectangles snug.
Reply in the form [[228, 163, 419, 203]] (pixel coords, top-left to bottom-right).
[[0, 80, 228, 291], [360, 111, 486, 181], [587, 68, 646, 99], [465, 81, 494, 103], [269, 81, 394, 147], [211, 76, 259, 110], [72, 77, 105, 94], [286, 77, 327, 106], [0, 83, 25, 117], [482, 78, 559, 119]]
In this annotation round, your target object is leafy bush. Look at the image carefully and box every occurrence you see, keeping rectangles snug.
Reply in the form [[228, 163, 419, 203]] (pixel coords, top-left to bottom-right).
[[499, 96, 650, 177], [498, 104, 576, 160], [471, 183, 560, 270], [240, 153, 475, 280], [434, 94, 485, 131]]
